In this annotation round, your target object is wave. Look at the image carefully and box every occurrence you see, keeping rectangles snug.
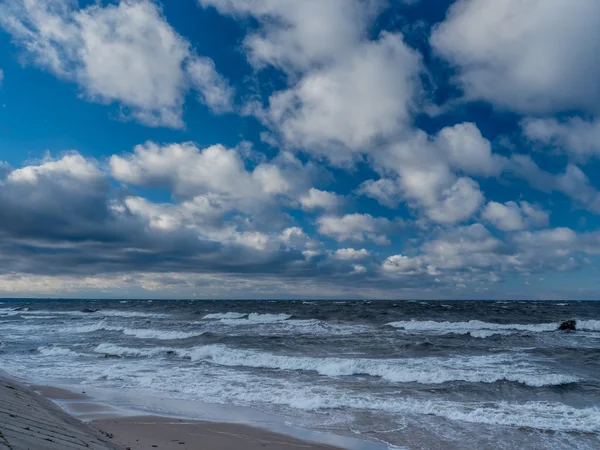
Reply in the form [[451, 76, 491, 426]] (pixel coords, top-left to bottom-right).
[[188, 345, 576, 387], [578, 320, 600, 331], [37, 346, 80, 357], [387, 319, 558, 334], [93, 343, 186, 358], [119, 328, 203, 340], [69, 321, 202, 339], [203, 312, 247, 320], [97, 310, 169, 319], [160, 373, 599, 433], [219, 313, 293, 325]]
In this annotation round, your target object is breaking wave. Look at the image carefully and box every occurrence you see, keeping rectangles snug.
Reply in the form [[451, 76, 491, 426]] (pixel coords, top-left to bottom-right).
[[387, 320, 558, 334], [188, 345, 576, 387]]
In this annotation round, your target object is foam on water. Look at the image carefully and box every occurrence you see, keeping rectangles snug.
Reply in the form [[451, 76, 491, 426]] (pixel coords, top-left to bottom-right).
[[187, 345, 576, 387], [93, 343, 186, 358], [119, 327, 203, 340], [219, 313, 293, 324], [578, 320, 600, 331], [37, 346, 80, 357], [387, 319, 558, 333], [203, 312, 247, 320]]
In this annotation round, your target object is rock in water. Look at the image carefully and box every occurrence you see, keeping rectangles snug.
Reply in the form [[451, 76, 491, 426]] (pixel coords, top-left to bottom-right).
[[558, 319, 576, 331]]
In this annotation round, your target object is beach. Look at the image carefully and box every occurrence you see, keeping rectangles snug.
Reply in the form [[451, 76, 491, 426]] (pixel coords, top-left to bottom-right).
[[0, 374, 345, 450]]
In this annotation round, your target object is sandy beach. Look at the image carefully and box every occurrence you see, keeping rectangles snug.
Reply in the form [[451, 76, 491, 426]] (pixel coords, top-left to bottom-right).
[[0, 373, 343, 450]]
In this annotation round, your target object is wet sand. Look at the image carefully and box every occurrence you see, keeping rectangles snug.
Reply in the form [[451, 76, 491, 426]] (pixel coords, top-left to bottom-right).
[[1, 374, 344, 450], [90, 416, 343, 450]]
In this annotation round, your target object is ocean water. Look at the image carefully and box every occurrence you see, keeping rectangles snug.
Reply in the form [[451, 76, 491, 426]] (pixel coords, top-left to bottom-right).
[[1, 299, 599, 449]]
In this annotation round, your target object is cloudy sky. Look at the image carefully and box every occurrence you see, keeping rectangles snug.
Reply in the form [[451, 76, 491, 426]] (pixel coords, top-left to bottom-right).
[[0, 0, 599, 299]]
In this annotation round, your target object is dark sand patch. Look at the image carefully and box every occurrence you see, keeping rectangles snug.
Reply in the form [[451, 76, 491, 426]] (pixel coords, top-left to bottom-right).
[[91, 416, 344, 450]]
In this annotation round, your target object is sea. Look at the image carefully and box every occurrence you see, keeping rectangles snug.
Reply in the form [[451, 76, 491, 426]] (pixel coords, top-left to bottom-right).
[[0, 299, 599, 450]]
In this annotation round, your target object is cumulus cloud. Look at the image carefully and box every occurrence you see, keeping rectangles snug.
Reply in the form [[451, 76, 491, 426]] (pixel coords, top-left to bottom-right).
[[186, 56, 234, 113], [506, 155, 600, 213], [317, 213, 395, 245], [199, 0, 382, 73], [372, 125, 493, 223], [522, 117, 600, 160], [331, 248, 370, 261], [0, 0, 232, 128], [265, 32, 422, 162], [356, 179, 403, 209], [431, 0, 600, 114], [482, 201, 549, 231], [299, 188, 342, 211]]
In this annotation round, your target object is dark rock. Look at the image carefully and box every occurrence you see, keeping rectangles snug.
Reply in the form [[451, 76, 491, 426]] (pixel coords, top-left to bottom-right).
[[81, 308, 100, 313], [103, 354, 121, 359], [558, 319, 576, 331]]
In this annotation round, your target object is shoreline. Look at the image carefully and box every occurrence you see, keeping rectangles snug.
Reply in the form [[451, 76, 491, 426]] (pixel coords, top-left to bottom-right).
[[0, 371, 369, 450]]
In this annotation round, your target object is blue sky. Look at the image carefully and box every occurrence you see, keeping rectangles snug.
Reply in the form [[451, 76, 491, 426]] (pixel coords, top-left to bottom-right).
[[1, 0, 600, 299]]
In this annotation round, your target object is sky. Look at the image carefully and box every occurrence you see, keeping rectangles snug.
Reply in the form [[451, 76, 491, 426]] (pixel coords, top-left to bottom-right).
[[0, 0, 599, 300]]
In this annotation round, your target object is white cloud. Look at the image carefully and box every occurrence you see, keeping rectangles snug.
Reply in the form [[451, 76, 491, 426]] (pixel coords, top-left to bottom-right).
[[431, 0, 600, 114], [425, 177, 485, 225], [266, 32, 421, 162], [0, 0, 232, 128], [299, 188, 342, 211], [382, 254, 424, 275], [317, 213, 394, 245], [506, 155, 600, 213], [522, 117, 600, 160], [8, 152, 100, 183], [198, 0, 381, 73], [110, 141, 260, 199], [482, 201, 548, 231], [186, 56, 234, 113], [435, 122, 502, 176], [332, 248, 370, 261], [356, 179, 403, 209], [370, 124, 495, 224]]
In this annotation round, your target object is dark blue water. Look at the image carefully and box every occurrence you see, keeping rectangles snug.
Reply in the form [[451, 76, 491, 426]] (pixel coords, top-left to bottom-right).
[[1, 299, 599, 449]]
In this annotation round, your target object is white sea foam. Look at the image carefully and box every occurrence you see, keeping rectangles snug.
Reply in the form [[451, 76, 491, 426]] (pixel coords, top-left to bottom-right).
[[219, 313, 292, 325], [387, 319, 558, 334], [37, 346, 80, 357], [188, 345, 576, 387], [578, 320, 600, 331], [203, 312, 248, 320], [93, 343, 186, 358], [119, 328, 203, 340], [157, 371, 599, 433], [99, 310, 169, 319]]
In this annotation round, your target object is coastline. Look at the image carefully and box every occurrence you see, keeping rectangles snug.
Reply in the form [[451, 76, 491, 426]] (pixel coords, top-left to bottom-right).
[[0, 371, 354, 450]]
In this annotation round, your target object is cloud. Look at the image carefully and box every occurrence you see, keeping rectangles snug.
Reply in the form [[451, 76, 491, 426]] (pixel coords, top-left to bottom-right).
[[186, 56, 234, 113], [506, 155, 600, 213], [331, 248, 370, 261], [482, 201, 549, 231], [431, 0, 600, 114], [299, 188, 342, 211], [0, 68, 3, 87], [435, 122, 502, 177], [199, 0, 382, 73], [356, 179, 403, 209], [372, 126, 490, 224], [317, 213, 395, 245], [382, 254, 424, 275], [0, 0, 232, 128], [265, 32, 422, 162], [522, 117, 600, 160]]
